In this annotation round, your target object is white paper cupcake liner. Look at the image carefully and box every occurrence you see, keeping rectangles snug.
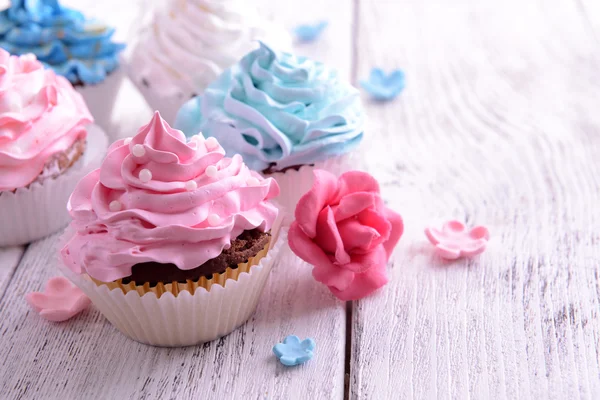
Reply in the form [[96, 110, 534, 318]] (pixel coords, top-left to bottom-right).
[[267, 152, 362, 224], [58, 225, 287, 347], [76, 68, 125, 139], [0, 125, 108, 246]]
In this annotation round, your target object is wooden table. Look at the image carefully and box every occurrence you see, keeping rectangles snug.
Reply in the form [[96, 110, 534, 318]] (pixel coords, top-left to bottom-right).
[[2, 0, 600, 398]]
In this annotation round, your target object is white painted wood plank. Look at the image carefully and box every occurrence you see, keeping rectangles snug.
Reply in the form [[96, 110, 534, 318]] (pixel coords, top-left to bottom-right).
[[0, 246, 24, 299], [351, 0, 600, 399], [578, 0, 600, 44], [0, 0, 352, 399]]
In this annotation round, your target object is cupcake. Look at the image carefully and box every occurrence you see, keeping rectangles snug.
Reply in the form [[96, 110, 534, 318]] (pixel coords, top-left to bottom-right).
[[0, 50, 107, 246], [127, 0, 291, 125], [0, 0, 126, 133], [175, 42, 365, 214], [60, 111, 283, 346]]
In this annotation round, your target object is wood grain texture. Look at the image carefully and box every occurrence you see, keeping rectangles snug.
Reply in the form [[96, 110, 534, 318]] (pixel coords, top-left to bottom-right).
[[578, 0, 600, 44], [3, 0, 600, 398], [350, 0, 600, 399], [0, 1, 351, 399], [0, 246, 24, 300]]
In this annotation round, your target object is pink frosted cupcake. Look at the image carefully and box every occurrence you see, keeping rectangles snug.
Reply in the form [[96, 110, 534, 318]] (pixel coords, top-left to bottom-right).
[[60, 111, 283, 346], [0, 50, 107, 246]]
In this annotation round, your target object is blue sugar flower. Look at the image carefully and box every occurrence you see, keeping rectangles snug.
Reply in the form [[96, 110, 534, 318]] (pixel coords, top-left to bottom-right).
[[360, 68, 405, 101], [273, 335, 316, 366], [294, 21, 328, 42]]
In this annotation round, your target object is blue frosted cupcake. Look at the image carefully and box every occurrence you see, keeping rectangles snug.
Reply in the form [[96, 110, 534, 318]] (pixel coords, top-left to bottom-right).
[[0, 0, 125, 133], [175, 42, 365, 212]]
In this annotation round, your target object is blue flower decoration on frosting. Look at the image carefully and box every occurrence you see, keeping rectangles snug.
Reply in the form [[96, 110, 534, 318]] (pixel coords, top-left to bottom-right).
[[273, 335, 316, 366], [294, 21, 328, 42], [360, 68, 405, 101], [0, 0, 125, 85], [175, 42, 364, 172]]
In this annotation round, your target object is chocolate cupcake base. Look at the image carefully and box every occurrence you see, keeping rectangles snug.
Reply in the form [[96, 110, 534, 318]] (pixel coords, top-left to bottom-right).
[[92, 232, 272, 298], [121, 229, 270, 286]]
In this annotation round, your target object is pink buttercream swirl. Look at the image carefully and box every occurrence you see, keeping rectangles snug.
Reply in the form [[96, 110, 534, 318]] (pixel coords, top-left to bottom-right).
[[0, 49, 92, 191], [61, 111, 280, 282]]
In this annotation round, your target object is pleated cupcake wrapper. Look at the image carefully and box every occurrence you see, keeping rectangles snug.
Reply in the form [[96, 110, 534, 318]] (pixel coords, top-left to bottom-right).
[[0, 125, 108, 246], [268, 152, 360, 224], [76, 68, 125, 139], [58, 224, 287, 347], [93, 241, 270, 298]]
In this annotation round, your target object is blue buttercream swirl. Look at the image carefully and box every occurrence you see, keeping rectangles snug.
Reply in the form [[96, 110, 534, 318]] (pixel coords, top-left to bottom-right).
[[175, 42, 364, 172], [0, 0, 125, 85]]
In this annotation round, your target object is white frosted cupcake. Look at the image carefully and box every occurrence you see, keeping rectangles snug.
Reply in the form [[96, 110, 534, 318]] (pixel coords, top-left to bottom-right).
[[127, 0, 291, 124], [0, 50, 108, 246], [60, 112, 283, 346]]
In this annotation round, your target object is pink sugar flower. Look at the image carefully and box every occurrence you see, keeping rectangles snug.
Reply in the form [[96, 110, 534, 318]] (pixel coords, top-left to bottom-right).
[[425, 220, 490, 260], [26, 277, 90, 322], [288, 170, 404, 301]]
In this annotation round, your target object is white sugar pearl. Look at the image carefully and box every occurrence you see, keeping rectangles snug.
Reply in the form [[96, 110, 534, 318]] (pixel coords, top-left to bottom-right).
[[123, 137, 132, 145], [139, 169, 152, 183], [109, 200, 122, 212], [205, 137, 219, 150], [185, 180, 197, 191], [246, 177, 260, 187], [207, 213, 220, 226], [205, 165, 218, 178], [132, 144, 145, 157]]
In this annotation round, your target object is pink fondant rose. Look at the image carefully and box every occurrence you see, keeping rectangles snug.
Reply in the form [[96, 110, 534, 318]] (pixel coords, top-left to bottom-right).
[[288, 170, 403, 301]]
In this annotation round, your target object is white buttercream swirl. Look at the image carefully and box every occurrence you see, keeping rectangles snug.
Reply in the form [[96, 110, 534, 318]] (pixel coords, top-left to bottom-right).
[[128, 0, 291, 101]]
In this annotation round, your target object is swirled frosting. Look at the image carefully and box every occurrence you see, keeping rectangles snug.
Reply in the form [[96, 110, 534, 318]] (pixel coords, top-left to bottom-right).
[[61, 111, 280, 283], [175, 42, 365, 172], [0, 0, 125, 85], [128, 0, 291, 101], [0, 49, 92, 191]]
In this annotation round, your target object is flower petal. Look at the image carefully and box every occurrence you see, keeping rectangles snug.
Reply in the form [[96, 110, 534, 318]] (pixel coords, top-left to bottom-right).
[[341, 244, 388, 273], [45, 276, 74, 295], [337, 218, 380, 253], [381, 207, 403, 259], [332, 171, 380, 203], [358, 208, 391, 244], [329, 254, 389, 301], [294, 169, 339, 238], [314, 207, 351, 265], [283, 335, 301, 345], [25, 292, 47, 313], [288, 221, 333, 267], [435, 243, 462, 260], [333, 192, 377, 222], [424, 226, 443, 245], [312, 263, 355, 291]]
